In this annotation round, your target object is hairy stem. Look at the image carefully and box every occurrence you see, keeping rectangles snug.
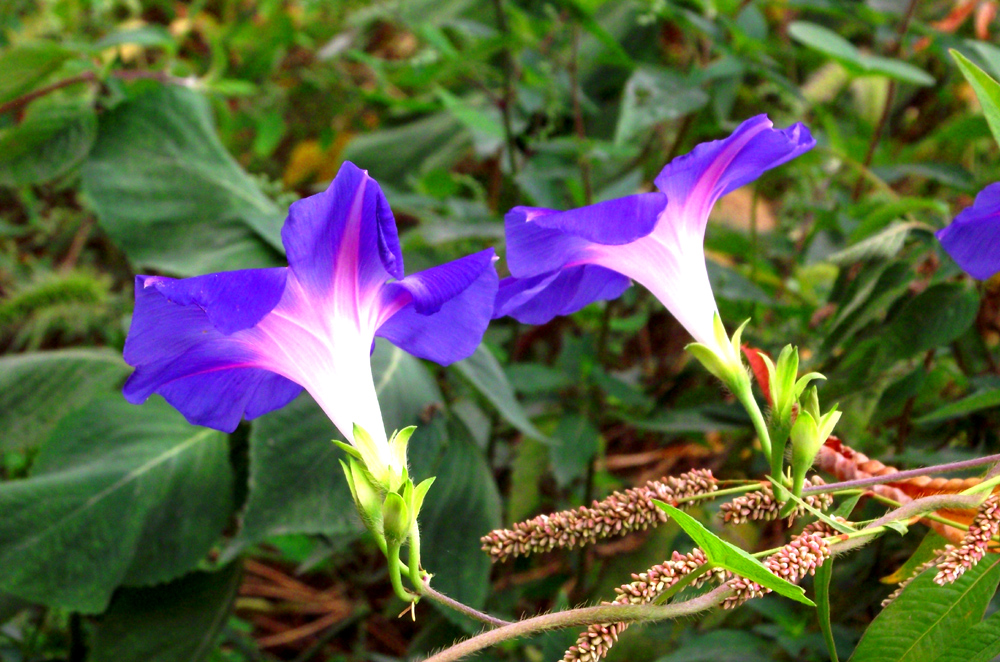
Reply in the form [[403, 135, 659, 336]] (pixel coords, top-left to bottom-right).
[[802, 452, 1000, 494], [420, 586, 733, 662], [420, 576, 511, 628]]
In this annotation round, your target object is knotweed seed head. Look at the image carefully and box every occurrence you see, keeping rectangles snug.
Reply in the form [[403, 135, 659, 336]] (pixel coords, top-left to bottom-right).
[[722, 532, 830, 609], [719, 476, 832, 525], [482, 469, 717, 562], [562, 549, 724, 662], [934, 495, 1000, 586]]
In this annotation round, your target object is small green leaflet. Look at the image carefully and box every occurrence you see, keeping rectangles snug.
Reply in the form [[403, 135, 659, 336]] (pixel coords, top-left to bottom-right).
[[655, 502, 815, 606], [952, 49, 1000, 147]]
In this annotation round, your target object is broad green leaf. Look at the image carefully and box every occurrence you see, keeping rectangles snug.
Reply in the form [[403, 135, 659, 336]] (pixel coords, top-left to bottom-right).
[[81, 85, 284, 275], [815, 559, 839, 662], [614, 67, 708, 145], [931, 609, 1000, 662], [916, 388, 1000, 425], [971, 41, 1000, 79], [506, 363, 571, 395], [341, 112, 469, 188], [0, 100, 96, 186], [886, 283, 979, 360], [0, 42, 72, 104], [627, 404, 748, 434], [789, 22, 934, 86], [507, 437, 547, 524], [550, 413, 600, 487], [372, 340, 443, 434], [228, 339, 439, 555], [226, 392, 360, 558], [454, 344, 548, 443], [952, 49, 1000, 147], [849, 556, 1000, 662], [0, 349, 129, 452], [414, 417, 502, 611], [436, 88, 504, 140], [89, 564, 241, 662], [655, 503, 814, 606], [0, 397, 233, 613]]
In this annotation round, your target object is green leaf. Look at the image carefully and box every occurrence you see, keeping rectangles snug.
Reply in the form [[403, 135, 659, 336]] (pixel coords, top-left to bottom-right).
[[411, 417, 502, 611], [226, 393, 360, 557], [614, 67, 708, 145], [454, 344, 548, 443], [930, 609, 1000, 662], [89, 564, 241, 662], [916, 388, 1000, 425], [0, 349, 129, 452], [0, 99, 97, 186], [550, 413, 600, 487], [372, 340, 443, 434], [849, 556, 1000, 662], [0, 397, 233, 613], [886, 283, 979, 360], [655, 502, 815, 606], [653, 630, 773, 662], [789, 22, 934, 86], [828, 222, 920, 266], [952, 49, 1000, 147], [228, 339, 439, 555], [815, 558, 840, 662], [0, 42, 72, 104], [92, 26, 176, 52], [81, 85, 284, 275]]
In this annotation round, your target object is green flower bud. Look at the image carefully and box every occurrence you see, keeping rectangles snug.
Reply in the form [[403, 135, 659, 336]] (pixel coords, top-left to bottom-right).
[[790, 396, 841, 497], [340, 458, 386, 548], [382, 491, 411, 548]]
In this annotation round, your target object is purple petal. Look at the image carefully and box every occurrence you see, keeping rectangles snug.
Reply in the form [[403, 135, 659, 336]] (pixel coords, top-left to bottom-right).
[[281, 161, 403, 302], [504, 206, 592, 278], [653, 115, 814, 225], [530, 193, 667, 245], [493, 266, 631, 324], [937, 182, 1000, 280], [376, 257, 499, 365], [123, 276, 301, 432], [384, 248, 497, 315], [149, 268, 287, 335]]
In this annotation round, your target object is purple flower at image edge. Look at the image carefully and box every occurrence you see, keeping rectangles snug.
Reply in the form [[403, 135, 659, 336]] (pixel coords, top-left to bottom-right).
[[494, 115, 815, 355], [123, 162, 498, 464], [936, 182, 1000, 280]]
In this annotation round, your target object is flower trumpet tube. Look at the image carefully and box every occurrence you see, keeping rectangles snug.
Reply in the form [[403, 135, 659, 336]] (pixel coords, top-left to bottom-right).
[[494, 115, 815, 363]]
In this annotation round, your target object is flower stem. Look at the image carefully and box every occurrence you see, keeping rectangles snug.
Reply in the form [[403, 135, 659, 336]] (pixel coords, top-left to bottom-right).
[[735, 387, 774, 473], [419, 576, 512, 628], [386, 543, 416, 603], [673, 483, 761, 505]]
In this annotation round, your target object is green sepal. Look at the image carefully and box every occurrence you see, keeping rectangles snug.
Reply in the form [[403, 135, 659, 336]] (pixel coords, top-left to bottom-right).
[[411, 476, 436, 518], [332, 439, 363, 462]]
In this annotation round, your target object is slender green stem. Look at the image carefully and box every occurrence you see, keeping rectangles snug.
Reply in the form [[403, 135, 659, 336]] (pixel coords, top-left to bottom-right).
[[735, 386, 773, 471], [387, 544, 416, 603], [408, 523, 423, 590], [673, 483, 762, 505]]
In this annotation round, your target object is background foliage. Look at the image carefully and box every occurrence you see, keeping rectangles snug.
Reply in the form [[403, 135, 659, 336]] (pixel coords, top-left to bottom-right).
[[2, 0, 1000, 660]]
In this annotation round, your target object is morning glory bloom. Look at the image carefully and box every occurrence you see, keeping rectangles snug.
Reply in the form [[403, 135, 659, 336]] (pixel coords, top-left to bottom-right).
[[936, 182, 1000, 280], [494, 115, 815, 357], [123, 162, 498, 478]]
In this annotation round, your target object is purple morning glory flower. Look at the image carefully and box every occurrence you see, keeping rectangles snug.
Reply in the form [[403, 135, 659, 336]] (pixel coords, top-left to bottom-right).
[[124, 162, 498, 464], [494, 115, 814, 355], [936, 182, 1000, 280]]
